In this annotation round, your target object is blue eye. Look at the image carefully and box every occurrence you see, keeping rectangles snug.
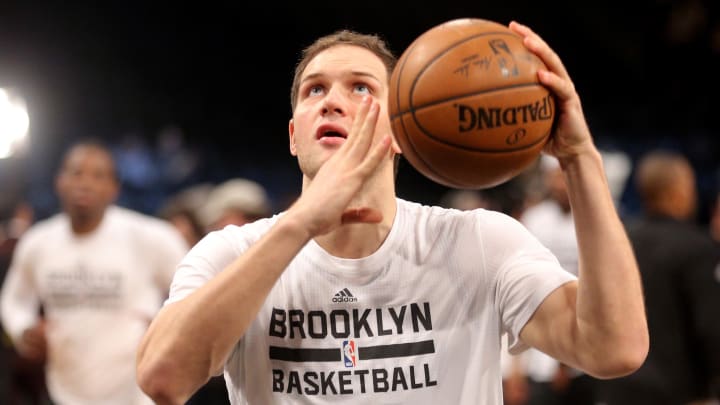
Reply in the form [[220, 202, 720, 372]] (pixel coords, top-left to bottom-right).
[[354, 84, 371, 94], [308, 85, 324, 96]]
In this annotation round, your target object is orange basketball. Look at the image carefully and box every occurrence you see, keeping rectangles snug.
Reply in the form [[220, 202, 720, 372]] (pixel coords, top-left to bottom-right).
[[389, 18, 556, 189]]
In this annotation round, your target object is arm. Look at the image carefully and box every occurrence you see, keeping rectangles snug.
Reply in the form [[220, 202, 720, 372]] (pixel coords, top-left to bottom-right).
[[136, 97, 393, 404], [0, 236, 46, 362], [509, 21, 648, 378]]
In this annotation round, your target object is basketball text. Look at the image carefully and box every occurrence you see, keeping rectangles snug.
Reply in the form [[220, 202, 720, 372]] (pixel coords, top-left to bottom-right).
[[456, 94, 553, 132]]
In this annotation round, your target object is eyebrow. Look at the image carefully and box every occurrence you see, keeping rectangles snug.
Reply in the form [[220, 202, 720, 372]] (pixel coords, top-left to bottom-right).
[[300, 70, 382, 85]]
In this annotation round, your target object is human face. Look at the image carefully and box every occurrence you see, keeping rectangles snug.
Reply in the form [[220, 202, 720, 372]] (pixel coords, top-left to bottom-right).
[[55, 145, 119, 221], [288, 45, 395, 178]]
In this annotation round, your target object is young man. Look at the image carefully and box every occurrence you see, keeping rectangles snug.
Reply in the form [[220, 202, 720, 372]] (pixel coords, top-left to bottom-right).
[[1, 141, 189, 404], [137, 21, 648, 404]]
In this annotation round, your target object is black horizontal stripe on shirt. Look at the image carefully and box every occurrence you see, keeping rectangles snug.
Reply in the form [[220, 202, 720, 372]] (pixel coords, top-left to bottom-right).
[[269, 340, 435, 362]]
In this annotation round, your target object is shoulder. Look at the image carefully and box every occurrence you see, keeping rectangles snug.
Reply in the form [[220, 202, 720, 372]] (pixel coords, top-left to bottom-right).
[[107, 206, 187, 245], [8, 214, 65, 261], [16, 214, 65, 244], [396, 197, 523, 235], [109, 206, 175, 231], [186, 213, 280, 256], [214, 213, 280, 244]]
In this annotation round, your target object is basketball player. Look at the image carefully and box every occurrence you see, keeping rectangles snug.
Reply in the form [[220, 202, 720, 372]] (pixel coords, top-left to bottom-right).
[[0, 141, 189, 405], [136, 22, 648, 404]]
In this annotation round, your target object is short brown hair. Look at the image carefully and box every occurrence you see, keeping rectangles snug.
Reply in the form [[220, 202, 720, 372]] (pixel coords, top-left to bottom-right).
[[635, 150, 693, 213], [289, 30, 397, 112]]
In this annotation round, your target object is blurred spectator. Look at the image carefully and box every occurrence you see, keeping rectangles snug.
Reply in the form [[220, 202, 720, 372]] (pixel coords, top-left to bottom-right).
[[438, 189, 490, 211], [199, 178, 272, 232], [0, 140, 188, 405], [595, 149, 720, 404], [1, 199, 51, 405], [157, 183, 214, 247]]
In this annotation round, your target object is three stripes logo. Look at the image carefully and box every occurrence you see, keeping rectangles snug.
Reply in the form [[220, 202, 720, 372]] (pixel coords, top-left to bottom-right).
[[332, 288, 358, 303]]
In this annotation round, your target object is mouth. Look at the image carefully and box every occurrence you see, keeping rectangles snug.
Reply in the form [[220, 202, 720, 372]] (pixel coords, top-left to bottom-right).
[[316, 124, 348, 140]]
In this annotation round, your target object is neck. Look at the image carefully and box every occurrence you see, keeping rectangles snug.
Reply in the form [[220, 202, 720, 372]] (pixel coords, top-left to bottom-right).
[[69, 211, 105, 235], [311, 174, 397, 259]]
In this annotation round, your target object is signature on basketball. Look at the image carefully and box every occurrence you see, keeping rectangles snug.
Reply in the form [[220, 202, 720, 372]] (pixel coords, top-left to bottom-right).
[[452, 39, 536, 79]]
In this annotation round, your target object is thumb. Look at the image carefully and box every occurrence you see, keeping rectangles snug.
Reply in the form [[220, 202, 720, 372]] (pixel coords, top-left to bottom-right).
[[340, 207, 383, 225]]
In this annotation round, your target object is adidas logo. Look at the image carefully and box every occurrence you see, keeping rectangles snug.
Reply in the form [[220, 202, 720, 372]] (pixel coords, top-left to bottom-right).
[[332, 288, 358, 303]]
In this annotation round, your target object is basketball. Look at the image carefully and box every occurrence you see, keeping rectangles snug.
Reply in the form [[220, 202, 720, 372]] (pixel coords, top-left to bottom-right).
[[389, 18, 556, 189]]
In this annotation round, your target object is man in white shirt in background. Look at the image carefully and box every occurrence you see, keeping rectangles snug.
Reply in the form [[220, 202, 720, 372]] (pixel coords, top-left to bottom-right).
[[0, 140, 189, 405]]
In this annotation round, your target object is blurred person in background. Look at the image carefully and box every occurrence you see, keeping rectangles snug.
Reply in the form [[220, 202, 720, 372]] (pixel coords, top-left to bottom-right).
[[0, 199, 51, 405], [0, 140, 189, 405], [438, 189, 491, 212], [595, 149, 720, 404], [157, 183, 214, 248], [199, 178, 272, 232]]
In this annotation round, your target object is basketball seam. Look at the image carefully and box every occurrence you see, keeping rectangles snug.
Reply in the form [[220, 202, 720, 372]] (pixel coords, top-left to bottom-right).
[[390, 27, 547, 187], [406, 31, 523, 113], [392, 40, 461, 187], [388, 82, 546, 120], [390, 31, 549, 152], [400, 85, 553, 153], [392, 114, 551, 153]]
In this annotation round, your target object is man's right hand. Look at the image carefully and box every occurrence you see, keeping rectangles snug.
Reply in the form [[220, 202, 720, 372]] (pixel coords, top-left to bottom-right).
[[18, 320, 47, 363], [289, 96, 393, 238]]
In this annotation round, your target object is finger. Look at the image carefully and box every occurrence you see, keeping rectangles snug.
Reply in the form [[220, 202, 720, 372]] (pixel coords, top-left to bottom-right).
[[340, 207, 383, 224], [537, 70, 576, 103], [354, 133, 392, 177], [509, 21, 570, 80], [347, 98, 380, 158], [344, 95, 373, 152], [18, 341, 44, 360]]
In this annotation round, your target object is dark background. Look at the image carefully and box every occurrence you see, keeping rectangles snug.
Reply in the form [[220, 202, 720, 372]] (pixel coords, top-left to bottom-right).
[[1, 0, 719, 220]]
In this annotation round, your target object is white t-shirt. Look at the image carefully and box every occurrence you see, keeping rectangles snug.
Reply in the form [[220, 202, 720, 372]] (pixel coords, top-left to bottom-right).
[[167, 198, 576, 404], [0, 205, 189, 405], [519, 200, 580, 382]]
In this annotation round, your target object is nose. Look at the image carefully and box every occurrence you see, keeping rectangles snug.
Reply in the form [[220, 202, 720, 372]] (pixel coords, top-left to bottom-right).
[[321, 86, 347, 116]]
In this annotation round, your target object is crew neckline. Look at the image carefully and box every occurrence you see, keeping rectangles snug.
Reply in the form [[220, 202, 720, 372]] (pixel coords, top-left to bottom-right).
[[303, 198, 404, 284]]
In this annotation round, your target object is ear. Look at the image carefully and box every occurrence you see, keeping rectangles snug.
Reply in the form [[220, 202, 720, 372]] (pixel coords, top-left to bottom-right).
[[288, 119, 297, 156], [390, 132, 402, 154]]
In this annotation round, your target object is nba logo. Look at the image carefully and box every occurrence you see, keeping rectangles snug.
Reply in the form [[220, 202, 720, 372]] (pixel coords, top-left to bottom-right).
[[342, 340, 356, 367]]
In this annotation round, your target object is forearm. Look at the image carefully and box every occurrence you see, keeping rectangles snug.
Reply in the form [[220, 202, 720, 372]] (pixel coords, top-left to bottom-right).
[[561, 148, 648, 374], [136, 214, 312, 403], [0, 268, 41, 345]]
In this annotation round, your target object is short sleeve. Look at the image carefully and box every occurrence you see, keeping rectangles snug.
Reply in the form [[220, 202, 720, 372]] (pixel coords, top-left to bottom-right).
[[164, 216, 277, 305], [479, 212, 576, 353]]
